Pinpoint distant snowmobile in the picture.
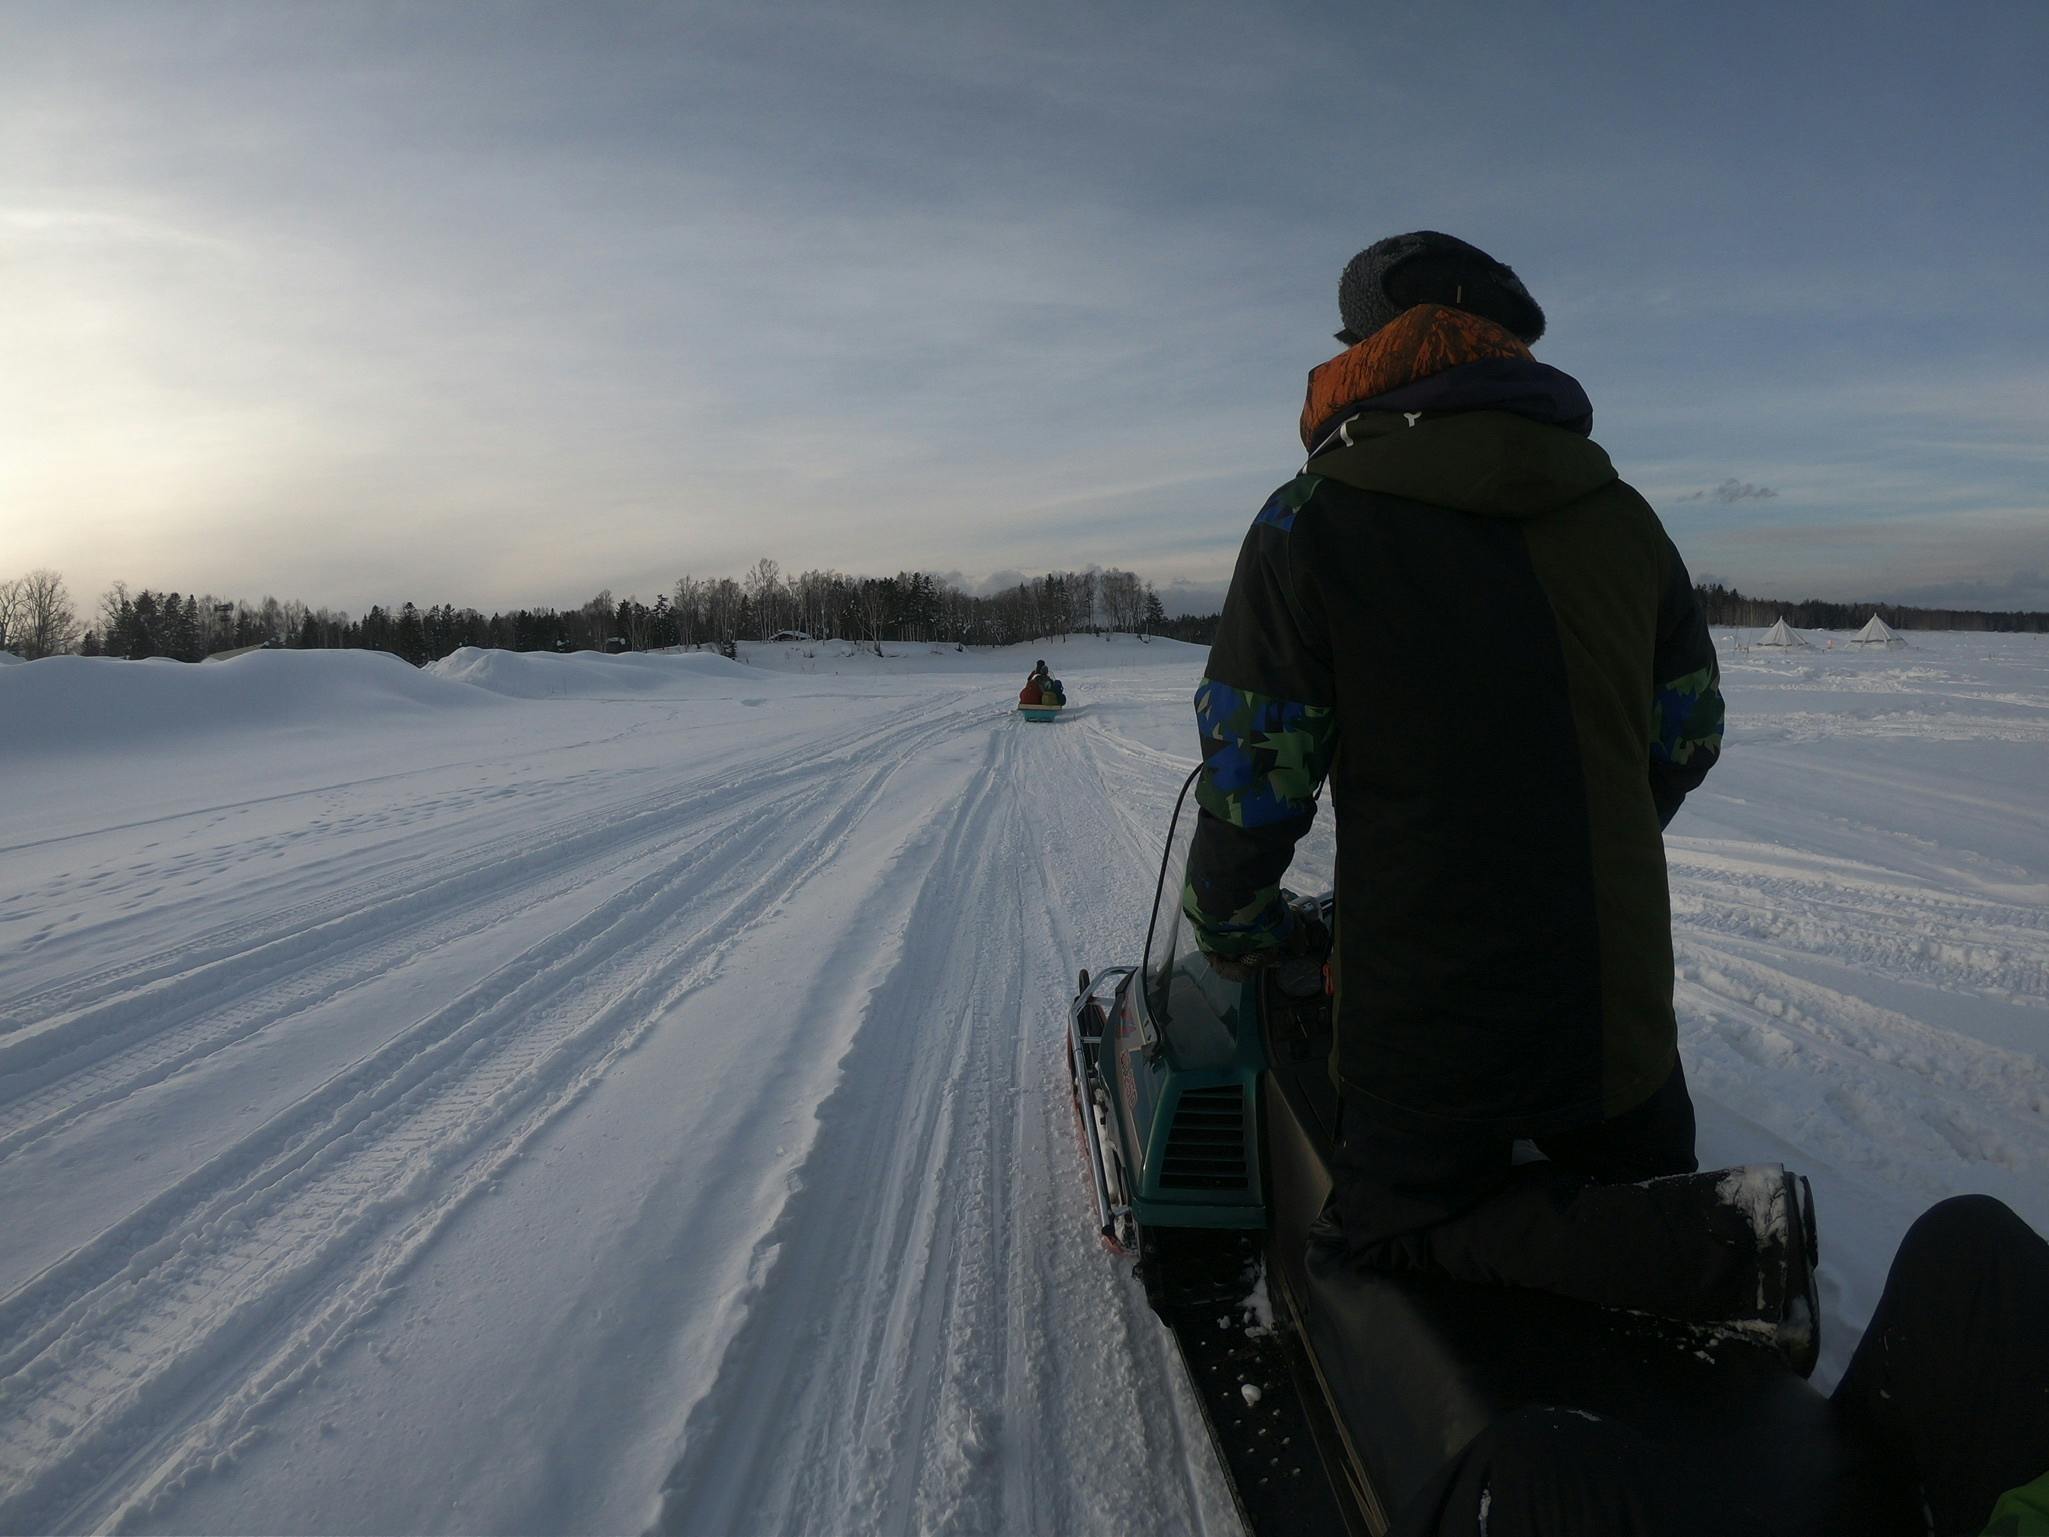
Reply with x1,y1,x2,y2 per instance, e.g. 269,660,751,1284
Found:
1018,661,1067,722
1065,770,1917,1536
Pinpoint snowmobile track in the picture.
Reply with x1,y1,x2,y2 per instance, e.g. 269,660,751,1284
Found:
0,698,982,1534
655,713,1234,1537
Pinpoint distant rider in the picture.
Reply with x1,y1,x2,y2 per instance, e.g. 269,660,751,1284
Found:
1180,233,1808,1336
1021,659,1062,708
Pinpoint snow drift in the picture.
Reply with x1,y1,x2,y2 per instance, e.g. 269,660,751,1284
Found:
427,645,781,700
0,648,499,757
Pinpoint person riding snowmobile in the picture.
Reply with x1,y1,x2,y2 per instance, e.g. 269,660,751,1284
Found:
1180,232,1806,1335
1021,659,1063,708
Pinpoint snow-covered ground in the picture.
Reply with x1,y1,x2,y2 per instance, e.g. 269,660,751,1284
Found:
1,630,2044,1534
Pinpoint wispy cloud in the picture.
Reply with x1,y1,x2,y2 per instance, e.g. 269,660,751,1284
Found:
1678,479,1780,505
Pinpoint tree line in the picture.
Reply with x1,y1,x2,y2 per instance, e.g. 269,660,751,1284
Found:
1693,584,2049,634
1,563,1182,665
14,566,2043,666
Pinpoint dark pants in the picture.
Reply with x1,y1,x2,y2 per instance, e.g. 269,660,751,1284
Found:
1391,1407,1752,1537
1394,1194,2049,1536
1832,1194,2049,1535
1332,1062,1785,1320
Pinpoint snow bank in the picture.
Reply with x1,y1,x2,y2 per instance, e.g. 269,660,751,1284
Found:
428,645,782,700
0,648,497,756
0,650,23,666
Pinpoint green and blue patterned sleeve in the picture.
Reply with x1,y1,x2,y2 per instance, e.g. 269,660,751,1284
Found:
1649,532,1724,828
1182,478,1339,958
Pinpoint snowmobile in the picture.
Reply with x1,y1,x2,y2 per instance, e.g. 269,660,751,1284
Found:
1065,769,1918,1536
1018,679,1067,722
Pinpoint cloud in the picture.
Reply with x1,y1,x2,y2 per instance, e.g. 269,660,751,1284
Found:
7,5,2047,623
1155,577,1230,616
1678,479,1780,505
1886,568,2049,612
1674,506,2049,613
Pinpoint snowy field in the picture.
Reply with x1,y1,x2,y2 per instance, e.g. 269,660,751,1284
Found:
1,629,2045,1535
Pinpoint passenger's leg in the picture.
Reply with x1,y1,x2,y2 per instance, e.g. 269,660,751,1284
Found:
1335,1095,1785,1324
1390,1406,1755,1537
1327,1097,1511,1250
1535,1059,1698,1182
1832,1195,2049,1536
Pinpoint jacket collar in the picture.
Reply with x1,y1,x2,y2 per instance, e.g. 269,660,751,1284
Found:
1299,303,1593,453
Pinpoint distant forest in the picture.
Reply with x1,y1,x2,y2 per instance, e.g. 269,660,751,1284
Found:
3,563,1196,664
7,565,2044,666
1160,588,2049,649
1692,584,2049,634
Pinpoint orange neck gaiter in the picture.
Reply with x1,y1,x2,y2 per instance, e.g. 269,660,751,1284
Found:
1300,303,1533,450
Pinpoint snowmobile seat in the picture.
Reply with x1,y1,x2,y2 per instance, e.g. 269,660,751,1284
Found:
1261,1073,1919,1535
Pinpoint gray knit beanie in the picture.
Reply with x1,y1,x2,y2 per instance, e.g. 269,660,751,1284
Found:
1336,231,1545,346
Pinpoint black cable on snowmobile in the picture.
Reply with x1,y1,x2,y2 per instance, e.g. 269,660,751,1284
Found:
1139,765,1203,988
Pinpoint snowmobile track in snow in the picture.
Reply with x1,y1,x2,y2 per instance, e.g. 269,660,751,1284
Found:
0,698,948,1165
656,710,1232,1537
0,697,991,1534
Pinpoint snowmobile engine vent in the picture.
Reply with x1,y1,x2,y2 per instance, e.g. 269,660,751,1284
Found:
1160,1086,1247,1191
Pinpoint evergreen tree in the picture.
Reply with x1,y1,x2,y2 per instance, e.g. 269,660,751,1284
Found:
181,595,205,660
394,602,427,665
124,591,160,660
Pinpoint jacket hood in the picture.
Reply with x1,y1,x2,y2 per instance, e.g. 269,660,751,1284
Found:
1306,409,1618,520
1301,303,1534,450
1296,301,1609,520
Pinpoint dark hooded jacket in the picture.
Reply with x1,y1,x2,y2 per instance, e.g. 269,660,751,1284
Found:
1183,304,1723,1133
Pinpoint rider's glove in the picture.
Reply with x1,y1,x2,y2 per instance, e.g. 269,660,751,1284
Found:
1202,906,1329,984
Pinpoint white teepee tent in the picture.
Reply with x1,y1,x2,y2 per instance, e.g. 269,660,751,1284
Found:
1756,617,1810,648
1852,613,1906,648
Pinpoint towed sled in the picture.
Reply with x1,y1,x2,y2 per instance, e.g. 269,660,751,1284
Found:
1065,770,1917,1536
1018,680,1067,722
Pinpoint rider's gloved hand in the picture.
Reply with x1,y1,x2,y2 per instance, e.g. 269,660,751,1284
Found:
1202,907,1329,984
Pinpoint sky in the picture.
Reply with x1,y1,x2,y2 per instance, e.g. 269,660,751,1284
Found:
3,0,2047,620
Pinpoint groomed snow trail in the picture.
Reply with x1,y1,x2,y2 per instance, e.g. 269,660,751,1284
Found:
0,650,1236,1536
654,713,1224,1537
0,694,986,1528
2,633,2045,1533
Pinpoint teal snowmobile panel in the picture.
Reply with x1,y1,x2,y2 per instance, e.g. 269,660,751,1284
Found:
1102,946,1267,1230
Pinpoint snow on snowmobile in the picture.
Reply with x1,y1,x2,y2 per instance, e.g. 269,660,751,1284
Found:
1065,769,1917,1536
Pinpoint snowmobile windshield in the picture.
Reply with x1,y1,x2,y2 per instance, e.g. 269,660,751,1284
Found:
1142,768,1337,1029
1141,769,1203,1023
